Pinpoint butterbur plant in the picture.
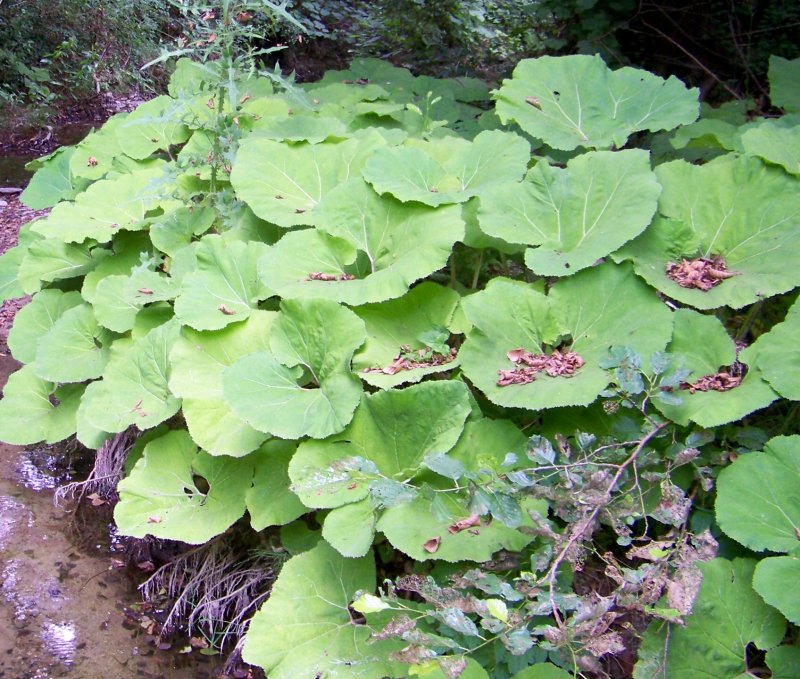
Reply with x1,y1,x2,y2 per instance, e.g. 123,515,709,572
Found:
1,45,800,678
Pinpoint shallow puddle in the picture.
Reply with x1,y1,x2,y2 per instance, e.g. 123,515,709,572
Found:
0,351,225,678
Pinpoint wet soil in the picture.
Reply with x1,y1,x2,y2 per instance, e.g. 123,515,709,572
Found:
0,351,227,678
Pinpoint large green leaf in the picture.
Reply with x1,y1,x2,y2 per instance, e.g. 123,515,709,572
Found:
741,297,800,400
460,263,673,411
361,130,529,206
654,310,776,427
20,146,82,209
80,231,153,303
716,435,800,553
114,430,254,544
17,239,110,294
635,558,785,679
169,312,277,456
0,365,83,445
6,289,82,363
322,499,377,558
149,205,216,257
769,56,800,113
223,299,366,440
753,555,800,625
478,150,660,276
33,304,114,383
768,646,800,679
615,155,800,309
116,95,191,159
352,282,461,388
259,180,464,305
231,134,384,227
242,541,401,678
93,269,177,333
80,320,181,433
288,381,471,509
246,440,306,530
69,113,126,181
740,117,800,176
494,55,699,151
29,163,176,244
173,235,271,331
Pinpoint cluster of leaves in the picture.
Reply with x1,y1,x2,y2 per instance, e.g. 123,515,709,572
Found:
2,42,800,678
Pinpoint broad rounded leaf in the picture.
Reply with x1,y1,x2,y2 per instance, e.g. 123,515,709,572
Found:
768,646,800,679
0,366,83,445
494,55,699,150
169,311,277,456
150,205,215,257
289,381,472,509
81,321,181,433
18,240,110,294
114,430,254,544
94,269,177,333
246,440,306,530
353,282,461,388
7,289,82,363
769,56,800,113
34,304,114,383
323,499,377,558
20,146,82,209
362,130,529,205
642,558,785,679
173,235,271,331
30,163,175,244
478,150,660,276
460,263,673,411
716,435,800,553
616,155,800,309
740,117,800,175
223,299,366,440
654,310,776,427
260,181,464,305
116,95,191,159
754,556,800,625
242,541,401,678
232,135,384,227
742,297,800,400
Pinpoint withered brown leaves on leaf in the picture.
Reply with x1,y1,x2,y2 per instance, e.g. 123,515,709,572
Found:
666,255,738,291
497,348,585,386
306,271,356,281
680,371,742,393
364,345,458,376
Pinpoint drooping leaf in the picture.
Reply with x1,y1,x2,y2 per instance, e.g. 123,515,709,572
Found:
654,310,776,427
0,365,83,445
288,381,471,509
769,56,800,112
478,150,660,276
636,558,785,679
231,134,385,227
80,320,181,433
116,95,191,159
494,55,699,151
173,235,271,331
753,555,800,625
33,304,114,383
246,440,306,530
259,180,464,305
169,311,277,456
223,298,366,440
29,162,176,244
615,155,800,309
252,114,348,143
460,263,673,411
741,297,800,400
715,435,800,553
740,117,800,176
149,205,216,256
241,541,401,678
352,282,461,388
361,130,529,206
6,289,82,363
114,429,254,544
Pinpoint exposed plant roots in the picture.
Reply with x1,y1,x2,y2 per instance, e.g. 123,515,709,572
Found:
139,534,287,650
53,429,137,506
666,255,738,291
364,344,458,375
497,347,585,386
